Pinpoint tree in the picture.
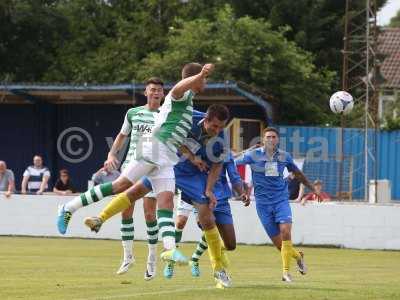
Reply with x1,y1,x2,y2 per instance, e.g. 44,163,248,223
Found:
0,0,69,82
227,0,387,86
389,10,400,27
137,6,335,125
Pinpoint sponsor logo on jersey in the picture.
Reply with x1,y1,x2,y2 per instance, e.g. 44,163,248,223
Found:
133,124,152,133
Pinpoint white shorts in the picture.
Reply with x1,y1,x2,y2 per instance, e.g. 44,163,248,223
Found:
177,198,194,217
144,191,157,198
121,138,177,194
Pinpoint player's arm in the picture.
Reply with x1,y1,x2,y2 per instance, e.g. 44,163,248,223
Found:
105,132,128,170
205,162,223,209
105,112,131,170
294,183,305,203
179,145,208,172
234,150,255,166
171,64,214,99
285,153,313,192
226,160,250,206
292,169,313,192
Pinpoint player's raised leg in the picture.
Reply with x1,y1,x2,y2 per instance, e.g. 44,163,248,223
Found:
84,175,152,233
84,159,157,231
57,176,132,234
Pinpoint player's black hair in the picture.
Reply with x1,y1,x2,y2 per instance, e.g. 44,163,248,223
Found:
145,77,164,86
206,104,230,122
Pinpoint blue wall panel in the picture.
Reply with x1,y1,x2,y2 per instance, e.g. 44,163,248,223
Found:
0,105,398,199
278,126,400,200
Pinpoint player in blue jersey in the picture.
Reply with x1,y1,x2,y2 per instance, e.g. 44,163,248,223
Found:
170,106,241,288
81,104,236,288
172,151,250,277
235,127,314,282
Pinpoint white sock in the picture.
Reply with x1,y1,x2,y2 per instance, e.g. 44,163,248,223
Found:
122,240,134,262
163,236,175,251
64,196,83,213
148,244,157,262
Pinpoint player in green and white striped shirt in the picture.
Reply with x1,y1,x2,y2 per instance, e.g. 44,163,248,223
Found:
57,78,164,279
81,63,215,273
105,78,163,279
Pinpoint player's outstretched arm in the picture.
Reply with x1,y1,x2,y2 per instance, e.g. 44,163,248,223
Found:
171,63,214,99
293,170,314,192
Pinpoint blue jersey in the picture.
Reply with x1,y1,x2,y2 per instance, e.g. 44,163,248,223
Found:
235,147,299,204
174,110,227,176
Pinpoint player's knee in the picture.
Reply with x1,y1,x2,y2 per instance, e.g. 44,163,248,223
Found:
112,179,131,193
176,217,187,229
121,206,134,219
280,229,291,240
144,212,156,222
224,241,236,251
199,218,214,230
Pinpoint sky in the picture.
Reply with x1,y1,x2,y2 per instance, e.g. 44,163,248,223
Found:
377,0,400,25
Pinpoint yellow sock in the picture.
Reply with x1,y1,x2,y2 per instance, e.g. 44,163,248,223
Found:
281,240,292,273
204,227,223,271
291,245,302,261
99,193,131,222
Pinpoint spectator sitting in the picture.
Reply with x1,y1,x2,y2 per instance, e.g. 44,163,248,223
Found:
0,160,15,198
301,179,331,205
21,155,51,195
287,172,304,202
91,167,120,185
53,169,76,195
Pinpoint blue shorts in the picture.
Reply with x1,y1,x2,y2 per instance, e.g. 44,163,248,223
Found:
142,173,232,225
214,198,233,225
256,200,292,238
176,173,209,205
192,198,233,226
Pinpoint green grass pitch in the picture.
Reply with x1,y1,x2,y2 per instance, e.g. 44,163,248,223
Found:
1,237,400,300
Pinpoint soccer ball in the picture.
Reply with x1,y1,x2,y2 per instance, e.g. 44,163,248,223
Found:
329,91,354,114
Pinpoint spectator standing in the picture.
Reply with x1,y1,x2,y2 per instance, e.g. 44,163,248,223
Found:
21,155,51,195
53,169,76,195
0,160,15,198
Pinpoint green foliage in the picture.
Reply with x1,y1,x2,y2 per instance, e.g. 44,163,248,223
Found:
227,0,387,83
389,9,400,27
382,117,400,131
138,6,335,124
3,0,390,125
0,0,69,82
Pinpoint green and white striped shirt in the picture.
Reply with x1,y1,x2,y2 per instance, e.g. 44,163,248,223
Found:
120,105,158,170
153,90,194,152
